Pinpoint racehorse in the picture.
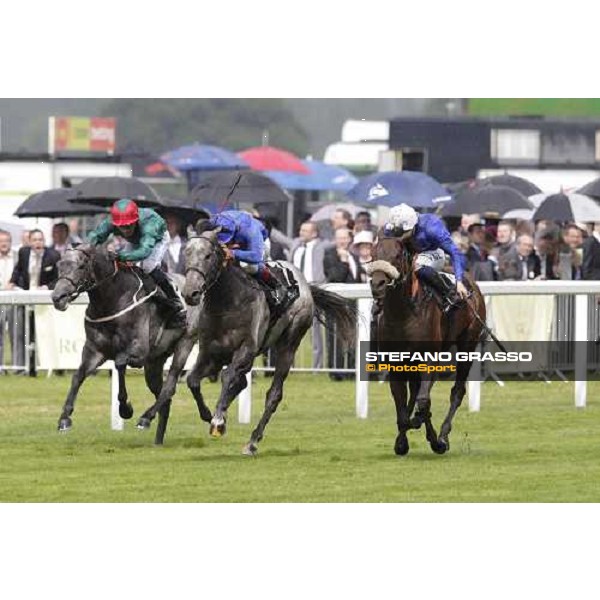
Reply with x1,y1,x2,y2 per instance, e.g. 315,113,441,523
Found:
50,244,212,445
136,228,357,456
365,235,485,456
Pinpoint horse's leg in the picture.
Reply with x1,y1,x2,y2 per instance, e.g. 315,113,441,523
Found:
411,375,446,455
137,336,195,430
115,362,134,420
390,378,410,456
210,346,256,438
57,343,106,431
438,358,472,452
243,342,297,456
407,378,419,418
143,358,171,446
186,358,216,424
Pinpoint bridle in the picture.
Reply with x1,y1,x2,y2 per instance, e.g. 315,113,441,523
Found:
184,234,226,296
56,247,119,302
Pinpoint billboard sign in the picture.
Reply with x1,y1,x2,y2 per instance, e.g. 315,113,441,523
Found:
49,116,116,154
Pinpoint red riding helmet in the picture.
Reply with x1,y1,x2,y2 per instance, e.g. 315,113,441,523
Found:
111,199,139,226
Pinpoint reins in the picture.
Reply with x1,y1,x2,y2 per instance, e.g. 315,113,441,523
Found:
184,235,226,296
58,247,157,323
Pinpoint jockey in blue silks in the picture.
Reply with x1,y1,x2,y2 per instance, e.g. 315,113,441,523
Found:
383,203,469,312
196,210,289,310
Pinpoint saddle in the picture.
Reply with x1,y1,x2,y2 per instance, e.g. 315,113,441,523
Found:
263,261,301,320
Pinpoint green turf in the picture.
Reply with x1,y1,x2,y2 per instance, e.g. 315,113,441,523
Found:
0,372,598,502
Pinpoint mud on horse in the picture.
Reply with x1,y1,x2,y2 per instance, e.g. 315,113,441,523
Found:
365,236,486,456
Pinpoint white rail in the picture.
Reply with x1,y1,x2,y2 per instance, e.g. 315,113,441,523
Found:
2,281,599,431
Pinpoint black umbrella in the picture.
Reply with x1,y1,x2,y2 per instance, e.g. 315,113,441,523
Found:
531,193,600,223
15,188,108,218
70,176,162,207
189,170,290,209
479,174,541,197
154,196,211,225
577,178,600,199
441,184,532,217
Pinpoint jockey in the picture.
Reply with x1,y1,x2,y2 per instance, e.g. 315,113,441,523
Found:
383,203,469,312
87,199,187,327
195,210,290,312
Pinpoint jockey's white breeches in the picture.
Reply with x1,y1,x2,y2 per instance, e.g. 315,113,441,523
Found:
414,248,446,272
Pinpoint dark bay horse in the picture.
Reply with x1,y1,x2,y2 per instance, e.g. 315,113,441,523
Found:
51,244,212,444
136,229,357,456
365,236,485,456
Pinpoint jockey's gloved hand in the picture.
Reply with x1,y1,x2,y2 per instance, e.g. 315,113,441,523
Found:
223,247,235,261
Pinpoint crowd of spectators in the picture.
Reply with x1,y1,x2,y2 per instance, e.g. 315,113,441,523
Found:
4,207,600,377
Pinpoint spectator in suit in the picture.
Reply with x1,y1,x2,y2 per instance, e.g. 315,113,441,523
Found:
491,220,516,260
10,229,60,291
582,223,600,280
0,230,20,372
466,222,496,281
498,234,541,281
68,219,84,246
291,221,330,370
51,222,71,257
9,229,60,376
162,213,187,276
556,224,584,280
535,228,559,280
323,228,358,380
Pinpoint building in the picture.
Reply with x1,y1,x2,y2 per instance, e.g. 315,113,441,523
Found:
388,116,600,191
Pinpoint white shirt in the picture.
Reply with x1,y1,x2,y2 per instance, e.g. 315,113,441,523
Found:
293,239,317,282
0,250,15,289
168,235,182,265
28,250,44,290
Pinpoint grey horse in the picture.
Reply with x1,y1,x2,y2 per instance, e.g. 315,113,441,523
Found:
136,229,356,455
51,244,212,444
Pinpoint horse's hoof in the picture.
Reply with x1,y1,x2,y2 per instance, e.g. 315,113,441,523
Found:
209,418,226,438
394,434,409,456
242,443,258,457
119,403,134,420
137,417,151,430
57,418,72,432
432,439,449,455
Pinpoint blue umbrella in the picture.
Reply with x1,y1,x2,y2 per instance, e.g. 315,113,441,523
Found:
160,143,249,172
347,171,451,208
264,159,358,192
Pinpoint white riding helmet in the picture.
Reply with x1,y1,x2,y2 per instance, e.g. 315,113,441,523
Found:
389,203,418,233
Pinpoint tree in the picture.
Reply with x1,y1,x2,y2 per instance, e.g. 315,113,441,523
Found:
101,98,309,156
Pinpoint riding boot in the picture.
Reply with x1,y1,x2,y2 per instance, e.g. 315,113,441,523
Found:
256,265,288,314
149,267,187,328
416,266,458,313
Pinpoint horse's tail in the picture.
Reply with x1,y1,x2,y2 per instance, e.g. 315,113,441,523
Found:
309,285,357,348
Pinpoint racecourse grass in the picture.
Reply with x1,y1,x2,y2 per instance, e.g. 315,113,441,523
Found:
0,371,599,502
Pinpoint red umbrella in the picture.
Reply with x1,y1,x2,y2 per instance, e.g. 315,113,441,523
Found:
238,146,310,174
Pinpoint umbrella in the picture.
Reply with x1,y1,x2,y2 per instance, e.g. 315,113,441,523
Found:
70,177,162,207
502,208,534,220
265,159,358,192
15,188,107,218
160,143,249,172
577,178,600,199
440,185,532,217
189,170,290,209
347,171,451,209
479,174,542,197
310,202,363,222
154,196,211,226
238,146,310,174
531,193,600,223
